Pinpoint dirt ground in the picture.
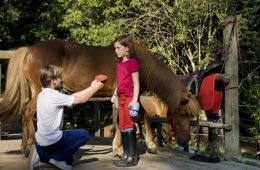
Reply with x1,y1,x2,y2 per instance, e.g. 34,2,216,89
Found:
0,137,260,170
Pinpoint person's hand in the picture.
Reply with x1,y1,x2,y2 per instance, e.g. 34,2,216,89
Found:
111,94,117,103
129,101,140,117
129,101,139,108
90,79,104,91
111,95,118,109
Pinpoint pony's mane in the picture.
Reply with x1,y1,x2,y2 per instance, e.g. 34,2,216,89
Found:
133,43,187,115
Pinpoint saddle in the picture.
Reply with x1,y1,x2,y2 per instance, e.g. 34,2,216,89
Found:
179,60,224,115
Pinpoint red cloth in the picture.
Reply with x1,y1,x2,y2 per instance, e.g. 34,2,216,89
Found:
199,73,223,114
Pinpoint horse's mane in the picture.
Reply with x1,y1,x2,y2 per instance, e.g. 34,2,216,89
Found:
133,43,187,115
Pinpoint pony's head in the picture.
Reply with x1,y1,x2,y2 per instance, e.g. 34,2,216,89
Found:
169,90,200,148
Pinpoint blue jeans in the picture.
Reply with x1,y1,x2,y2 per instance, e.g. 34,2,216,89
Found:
36,129,90,164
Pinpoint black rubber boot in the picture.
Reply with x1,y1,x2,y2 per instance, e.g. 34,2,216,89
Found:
114,130,138,167
112,132,128,165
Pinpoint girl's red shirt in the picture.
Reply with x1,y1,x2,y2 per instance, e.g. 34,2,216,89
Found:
116,58,140,97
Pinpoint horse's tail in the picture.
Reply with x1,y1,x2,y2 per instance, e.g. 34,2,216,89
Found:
0,47,30,123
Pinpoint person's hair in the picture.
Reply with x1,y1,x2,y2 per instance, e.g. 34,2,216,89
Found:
40,65,62,87
114,35,135,58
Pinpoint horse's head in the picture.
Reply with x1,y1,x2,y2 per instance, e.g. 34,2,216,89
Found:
169,91,200,148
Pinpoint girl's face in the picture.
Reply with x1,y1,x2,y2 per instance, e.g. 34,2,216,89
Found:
114,41,129,59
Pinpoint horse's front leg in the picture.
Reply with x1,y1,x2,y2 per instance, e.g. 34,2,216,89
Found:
144,115,157,154
162,123,173,144
22,95,38,157
112,123,123,156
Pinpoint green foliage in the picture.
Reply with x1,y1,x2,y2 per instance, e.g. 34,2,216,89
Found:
243,82,260,139
0,0,69,48
240,70,260,138
117,0,231,73
58,0,127,45
237,0,260,140
241,151,258,160
237,0,260,61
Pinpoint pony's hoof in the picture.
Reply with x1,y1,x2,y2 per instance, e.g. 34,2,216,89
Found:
24,145,31,157
147,148,157,154
112,147,123,157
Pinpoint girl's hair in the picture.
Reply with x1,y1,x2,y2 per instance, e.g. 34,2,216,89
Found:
40,65,63,87
114,35,135,58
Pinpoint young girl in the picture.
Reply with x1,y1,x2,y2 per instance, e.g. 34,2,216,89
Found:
111,35,140,167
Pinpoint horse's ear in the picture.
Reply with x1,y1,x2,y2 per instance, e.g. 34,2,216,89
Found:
187,95,201,117
180,91,191,104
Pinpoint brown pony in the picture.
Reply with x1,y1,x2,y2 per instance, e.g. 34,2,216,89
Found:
0,40,200,156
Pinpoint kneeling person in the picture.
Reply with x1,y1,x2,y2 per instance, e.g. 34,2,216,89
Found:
29,65,104,170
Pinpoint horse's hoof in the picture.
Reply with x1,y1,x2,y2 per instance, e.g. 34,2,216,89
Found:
23,144,31,157
112,147,123,157
147,148,157,154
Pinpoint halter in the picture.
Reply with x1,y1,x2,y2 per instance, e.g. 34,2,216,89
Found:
167,111,190,137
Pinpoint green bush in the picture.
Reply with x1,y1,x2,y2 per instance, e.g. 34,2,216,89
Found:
241,76,260,140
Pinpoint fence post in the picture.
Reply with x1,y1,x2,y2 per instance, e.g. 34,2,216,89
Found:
0,63,1,140
223,15,240,160
94,101,101,137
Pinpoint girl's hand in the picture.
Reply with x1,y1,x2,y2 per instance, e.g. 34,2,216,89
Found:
111,94,117,103
129,101,140,117
111,94,118,109
129,101,139,108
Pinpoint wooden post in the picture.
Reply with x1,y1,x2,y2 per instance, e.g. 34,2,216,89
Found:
0,122,1,140
0,63,1,140
223,16,240,160
0,63,1,96
94,101,101,137
88,97,112,137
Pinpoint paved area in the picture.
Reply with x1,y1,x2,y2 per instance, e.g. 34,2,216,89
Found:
0,138,259,170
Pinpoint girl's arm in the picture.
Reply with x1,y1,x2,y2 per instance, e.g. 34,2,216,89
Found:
131,71,140,105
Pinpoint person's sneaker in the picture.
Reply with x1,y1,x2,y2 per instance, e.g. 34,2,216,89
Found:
49,158,72,170
28,144,40,170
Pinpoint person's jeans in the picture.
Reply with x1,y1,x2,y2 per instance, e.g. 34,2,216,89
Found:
36,129,90,164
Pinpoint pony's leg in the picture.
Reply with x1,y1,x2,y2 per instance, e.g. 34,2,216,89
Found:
22,91,40,157
162,123,173,144
144,115,157,154
22,66,42,156
112,123,123,156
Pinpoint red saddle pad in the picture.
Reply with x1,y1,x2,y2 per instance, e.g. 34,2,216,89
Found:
199,73,223,114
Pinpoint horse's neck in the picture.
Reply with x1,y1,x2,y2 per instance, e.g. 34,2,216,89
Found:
137,50,184,114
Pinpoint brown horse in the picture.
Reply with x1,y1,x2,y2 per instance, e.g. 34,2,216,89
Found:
0,40,200,156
